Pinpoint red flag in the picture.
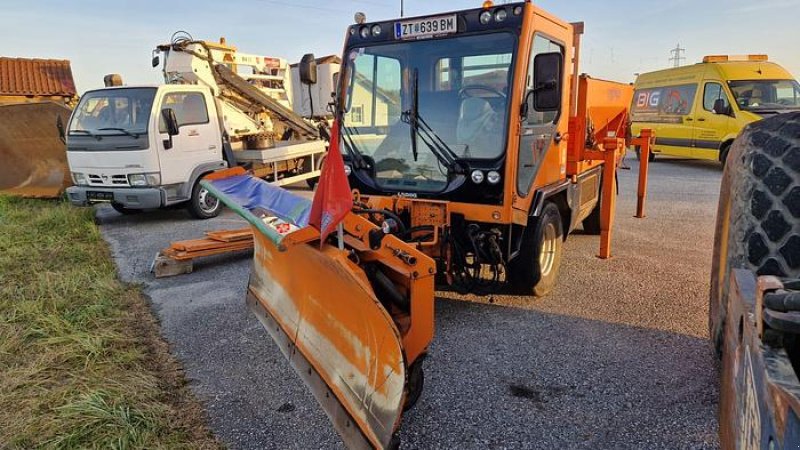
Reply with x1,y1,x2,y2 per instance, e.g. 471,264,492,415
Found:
309,119,353,245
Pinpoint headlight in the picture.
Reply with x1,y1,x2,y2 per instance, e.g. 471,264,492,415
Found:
344,165,352,176
494,9,507,22
360,26,370,38
471,170,484,184
71,172,87,186
128,174,147,187
371,25,382,36
487,170,501,184
479,11,492,24
127,173,161,187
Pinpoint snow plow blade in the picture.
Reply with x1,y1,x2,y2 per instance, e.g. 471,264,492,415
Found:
201,169,435,449
0,102,72,198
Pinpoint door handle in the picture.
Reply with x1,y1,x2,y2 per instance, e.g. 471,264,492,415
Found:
208,145,217,150
697,118,706,122
685,117,694,122
554,132,563,143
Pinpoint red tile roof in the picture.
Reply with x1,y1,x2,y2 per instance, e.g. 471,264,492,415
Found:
0,57,76,97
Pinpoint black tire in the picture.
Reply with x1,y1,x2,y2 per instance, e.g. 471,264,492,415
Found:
508,201,564,296
403,359,424,412
111,203,141,215
719,142,732,168
709,112,800,356
635,146,656,162
187,180,222,220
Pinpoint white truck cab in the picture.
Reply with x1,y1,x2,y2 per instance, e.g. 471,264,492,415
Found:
65,37,337,219
66,84,229,218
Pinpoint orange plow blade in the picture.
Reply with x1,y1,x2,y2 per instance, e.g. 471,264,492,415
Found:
0,102,72,198
202,170,434,448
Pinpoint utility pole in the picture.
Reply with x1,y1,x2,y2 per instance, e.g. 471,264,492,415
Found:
400,0,404,17
669,43,686,68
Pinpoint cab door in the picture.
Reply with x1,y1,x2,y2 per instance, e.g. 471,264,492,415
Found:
156,90,221,186
692,81,734,161
650,84,699,158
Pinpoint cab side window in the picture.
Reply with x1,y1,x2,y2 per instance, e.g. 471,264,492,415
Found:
525,35,564,125
159,92,209,132
703,83,731,113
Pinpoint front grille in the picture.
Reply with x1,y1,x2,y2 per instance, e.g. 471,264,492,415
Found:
87,174,129,187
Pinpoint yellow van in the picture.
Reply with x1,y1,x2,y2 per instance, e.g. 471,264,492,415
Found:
630,55,799,164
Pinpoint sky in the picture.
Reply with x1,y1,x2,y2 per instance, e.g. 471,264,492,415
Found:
2,0,798,93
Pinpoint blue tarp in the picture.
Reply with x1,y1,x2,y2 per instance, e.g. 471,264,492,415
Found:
206,175,311,227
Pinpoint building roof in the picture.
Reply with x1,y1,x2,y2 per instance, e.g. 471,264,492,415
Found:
0,57,77,97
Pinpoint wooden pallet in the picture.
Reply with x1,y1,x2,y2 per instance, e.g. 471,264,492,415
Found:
152,228,254,278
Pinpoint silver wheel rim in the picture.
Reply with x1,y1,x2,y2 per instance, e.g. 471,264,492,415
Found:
198,187,219,213
539,222,557,276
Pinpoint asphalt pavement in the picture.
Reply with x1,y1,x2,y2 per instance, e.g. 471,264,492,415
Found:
97,155,722,449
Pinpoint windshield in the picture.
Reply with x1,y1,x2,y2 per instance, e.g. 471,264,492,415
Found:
342,32,516,192
69,88,156,136
728,79,800,111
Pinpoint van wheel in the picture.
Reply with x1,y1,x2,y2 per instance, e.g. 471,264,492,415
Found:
719,142,732,168
187,181,222,220
508,201,564,296
635,146,656,162
111,203,141,215
709,112,800,357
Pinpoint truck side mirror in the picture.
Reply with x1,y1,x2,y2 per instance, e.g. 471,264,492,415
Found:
299,53,317,85
152,54,160,68
56,115,66,144
161,108,179,149
531,52,563,112
713,98,732,116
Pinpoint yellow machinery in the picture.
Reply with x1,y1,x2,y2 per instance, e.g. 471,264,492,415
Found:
204,2,653,448
0,57,76,198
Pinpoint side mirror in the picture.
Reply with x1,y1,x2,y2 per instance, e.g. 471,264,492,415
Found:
161,108,179,149
56,115,66,144
299,53,317,85
713,98,732,116
531,52,562,112
152,55,160,68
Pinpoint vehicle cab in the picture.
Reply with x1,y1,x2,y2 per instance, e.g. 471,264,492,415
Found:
65,84,227,218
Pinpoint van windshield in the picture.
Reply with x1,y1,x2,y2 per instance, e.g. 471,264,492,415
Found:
728,79,800,111
69,88,156,136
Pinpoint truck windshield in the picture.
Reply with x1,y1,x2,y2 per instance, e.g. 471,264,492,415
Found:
342,32,515,192
728,79,800,111
69,88,156,137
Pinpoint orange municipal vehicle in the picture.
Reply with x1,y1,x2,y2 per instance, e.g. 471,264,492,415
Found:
203,1,650,448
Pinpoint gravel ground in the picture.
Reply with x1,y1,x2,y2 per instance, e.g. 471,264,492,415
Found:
98,155,722,449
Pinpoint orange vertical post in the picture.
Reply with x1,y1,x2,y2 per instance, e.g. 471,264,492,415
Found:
635,129,654,219
598,138,620,259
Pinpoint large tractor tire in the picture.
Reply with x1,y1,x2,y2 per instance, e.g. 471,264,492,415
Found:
709,112,800,356
508,201,564,297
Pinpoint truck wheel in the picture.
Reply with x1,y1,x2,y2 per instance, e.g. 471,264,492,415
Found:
111,203,141,215
307,155,325,190
187,181,222,220
709,112,800,356
635,146,656,162
403,359,424,412
508,201,564,296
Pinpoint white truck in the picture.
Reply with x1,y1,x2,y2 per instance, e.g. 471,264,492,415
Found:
65,35,339,218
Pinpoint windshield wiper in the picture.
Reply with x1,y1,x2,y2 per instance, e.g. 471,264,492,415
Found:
69,129,101,140
97,127,140,138
402,71,462,175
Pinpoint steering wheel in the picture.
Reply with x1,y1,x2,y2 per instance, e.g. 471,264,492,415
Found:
458,84,506,100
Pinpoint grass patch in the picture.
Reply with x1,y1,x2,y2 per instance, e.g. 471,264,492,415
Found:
0,196,220,449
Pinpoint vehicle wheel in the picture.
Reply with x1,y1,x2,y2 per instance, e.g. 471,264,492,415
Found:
111,203,141,215
635,146,656,162
719,142,732,168
709,112,800,357
508,201,564,296
187,180,222,220
403,359,424,412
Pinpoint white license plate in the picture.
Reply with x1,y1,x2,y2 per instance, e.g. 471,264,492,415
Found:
394,15,457,40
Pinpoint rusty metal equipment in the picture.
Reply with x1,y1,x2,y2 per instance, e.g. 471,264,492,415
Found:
0,57,77,198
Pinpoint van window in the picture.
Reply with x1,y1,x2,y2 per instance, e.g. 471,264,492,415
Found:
729,79,800,111
703,83,731,112
159,92,209,132
631,84,698,122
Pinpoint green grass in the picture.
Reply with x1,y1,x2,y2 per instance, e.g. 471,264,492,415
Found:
0,196,220,449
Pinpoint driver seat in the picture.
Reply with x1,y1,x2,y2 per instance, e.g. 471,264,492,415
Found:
456,97,501,158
